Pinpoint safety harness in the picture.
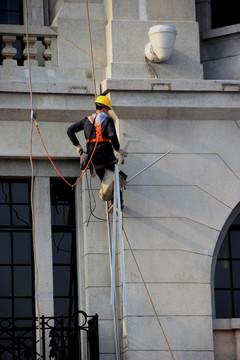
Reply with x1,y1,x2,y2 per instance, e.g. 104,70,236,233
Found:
87,115,110,143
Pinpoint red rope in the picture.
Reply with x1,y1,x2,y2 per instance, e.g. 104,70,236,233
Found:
35,122,98,188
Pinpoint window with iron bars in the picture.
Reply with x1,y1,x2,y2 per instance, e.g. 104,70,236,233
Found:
0,179,36,360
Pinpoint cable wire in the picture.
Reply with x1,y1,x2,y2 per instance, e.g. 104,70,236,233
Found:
24,0,41,356
122,225,175,360
85,171,107,225
85,0,97,98
35,121,98,188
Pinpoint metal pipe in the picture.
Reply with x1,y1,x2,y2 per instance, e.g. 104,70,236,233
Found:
111,182,117,305
127,149,172,183
115,164,127,306
106,203,121,360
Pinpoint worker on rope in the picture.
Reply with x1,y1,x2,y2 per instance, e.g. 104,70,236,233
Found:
67,95,127,212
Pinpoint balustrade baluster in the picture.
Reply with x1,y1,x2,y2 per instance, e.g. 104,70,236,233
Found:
43,37,52,67
23,35,38,66
1,35,17,66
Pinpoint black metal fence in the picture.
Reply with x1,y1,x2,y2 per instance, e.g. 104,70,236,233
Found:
0,311,99,360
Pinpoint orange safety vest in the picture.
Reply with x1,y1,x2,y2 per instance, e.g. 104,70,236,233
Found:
86,115,110,143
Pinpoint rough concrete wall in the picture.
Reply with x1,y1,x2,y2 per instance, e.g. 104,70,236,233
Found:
104,0,203,80
75,95,240,359
114,116,239,360
1,1,240,360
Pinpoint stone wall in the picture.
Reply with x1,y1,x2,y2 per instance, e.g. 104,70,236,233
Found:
0,1,240,359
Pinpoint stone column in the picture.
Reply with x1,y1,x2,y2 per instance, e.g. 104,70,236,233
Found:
104,0,203,79
33,177,54,317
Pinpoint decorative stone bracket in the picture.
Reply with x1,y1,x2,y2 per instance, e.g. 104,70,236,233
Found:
0,25,57,67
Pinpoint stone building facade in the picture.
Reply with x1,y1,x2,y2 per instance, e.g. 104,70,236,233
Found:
0,1,240,359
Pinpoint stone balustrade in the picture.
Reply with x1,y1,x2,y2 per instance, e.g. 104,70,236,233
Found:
0,25,57,67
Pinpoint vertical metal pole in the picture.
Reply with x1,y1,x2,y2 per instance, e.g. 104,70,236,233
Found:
41,315,46,360
106,203,121,360
111,179,117,305
115,164,127,306
61,316,65,360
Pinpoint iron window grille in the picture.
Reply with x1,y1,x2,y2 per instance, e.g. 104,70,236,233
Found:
0,311,99,360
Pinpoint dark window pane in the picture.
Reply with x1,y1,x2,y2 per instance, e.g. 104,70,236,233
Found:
211,0,240,29
0,0,22,25
12,205,31,226
215,260,231,288
13,232,32,264
11,183,29,203
233,214,240,225
218,236,229,258
14,298,33,317
51,179,77,319
52,233,72,264
0,183,10,203
54,298,75,319
230,231,240,258
15,318,34,328
51,205,73,226
0,266,12,296
14,267,32,296
51,180,75,204
53,267,72,296
0,0,20,11
0,232,11,263
215,290,232,318
234,291,240,317
3,12,20,24
0,205,11,225
0,0,8,10
232,261,240,288
0,299,12,317
0,180,34,328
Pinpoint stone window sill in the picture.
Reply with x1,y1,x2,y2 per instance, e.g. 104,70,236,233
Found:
213,318,240,330
201,24,240,40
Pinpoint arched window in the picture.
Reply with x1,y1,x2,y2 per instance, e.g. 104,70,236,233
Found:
214,212,240,318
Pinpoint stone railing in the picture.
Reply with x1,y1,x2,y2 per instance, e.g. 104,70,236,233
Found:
0,25,58,67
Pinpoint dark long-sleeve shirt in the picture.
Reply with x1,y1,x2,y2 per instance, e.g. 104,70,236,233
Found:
67,115,120,166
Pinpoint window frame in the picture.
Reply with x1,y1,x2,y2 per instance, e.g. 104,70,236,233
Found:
0,178,36,358
50,178,79,323
213,205,240,319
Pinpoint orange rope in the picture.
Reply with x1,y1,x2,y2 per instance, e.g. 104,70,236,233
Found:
35,122,98,188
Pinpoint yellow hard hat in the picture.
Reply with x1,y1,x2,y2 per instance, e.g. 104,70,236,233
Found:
94,95,112,109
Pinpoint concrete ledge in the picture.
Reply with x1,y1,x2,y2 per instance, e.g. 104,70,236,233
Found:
101,78,240,120
1,78,239,121
102,78,240,93
0,24,57,36
201,24,240,40
0,80,97,94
